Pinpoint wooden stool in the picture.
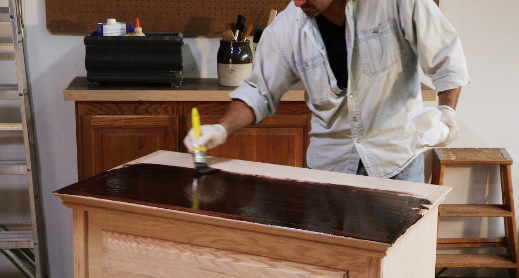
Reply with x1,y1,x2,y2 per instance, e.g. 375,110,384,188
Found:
432,148,519,277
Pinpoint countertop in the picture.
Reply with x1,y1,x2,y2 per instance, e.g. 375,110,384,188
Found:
64,76,436,102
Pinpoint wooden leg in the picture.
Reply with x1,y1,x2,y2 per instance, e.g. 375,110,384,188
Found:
73,209,88,278
431,164,444,186
501,165,519,278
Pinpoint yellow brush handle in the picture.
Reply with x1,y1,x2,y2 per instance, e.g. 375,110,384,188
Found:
191,107,206,151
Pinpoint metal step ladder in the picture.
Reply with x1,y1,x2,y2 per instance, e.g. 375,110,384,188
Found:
0,0,48,277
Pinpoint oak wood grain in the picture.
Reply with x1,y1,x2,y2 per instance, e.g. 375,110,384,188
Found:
102,231,347,278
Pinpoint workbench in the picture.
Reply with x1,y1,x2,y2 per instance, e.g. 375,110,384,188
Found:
54,150,451,278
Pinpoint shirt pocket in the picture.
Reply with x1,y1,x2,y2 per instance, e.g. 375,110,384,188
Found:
357,19,401,76
295,54,337,106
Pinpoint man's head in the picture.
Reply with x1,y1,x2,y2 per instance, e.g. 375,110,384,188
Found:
294,0,336,17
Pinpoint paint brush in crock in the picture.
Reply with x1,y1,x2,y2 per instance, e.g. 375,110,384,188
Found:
191,107,219,174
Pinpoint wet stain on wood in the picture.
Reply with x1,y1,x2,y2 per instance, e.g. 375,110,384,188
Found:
54,163,430,244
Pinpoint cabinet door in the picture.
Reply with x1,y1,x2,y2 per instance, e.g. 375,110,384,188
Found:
80,115,178,180
186,115,310,167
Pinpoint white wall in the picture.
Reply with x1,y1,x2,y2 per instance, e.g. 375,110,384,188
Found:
0,0,518,276
434,1,519,276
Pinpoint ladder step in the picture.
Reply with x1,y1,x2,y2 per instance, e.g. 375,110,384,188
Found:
0,123,23,131
0,43,15,52
0,84,21,100
439,204,512,217
438,237,506,248
436,254,518,268
0,160,27,175
0,7,10,22
0,230,34,249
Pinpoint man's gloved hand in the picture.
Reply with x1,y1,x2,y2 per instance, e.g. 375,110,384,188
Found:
435,105,459,147
183,124,228,151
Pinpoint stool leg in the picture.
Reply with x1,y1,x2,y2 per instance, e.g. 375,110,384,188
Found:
432,164,444,186
500,164,519,278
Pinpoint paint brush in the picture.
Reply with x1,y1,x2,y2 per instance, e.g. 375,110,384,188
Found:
227,22,237,33
191,107,219,174
242,24,254,41
235,14,246,41
220,29,235,41
267,9,278,26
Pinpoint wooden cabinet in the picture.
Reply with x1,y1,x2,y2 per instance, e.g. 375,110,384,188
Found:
53,151,452,278
188,101,310,168
76,101,180,179
68,78,311,180
66,77,435,180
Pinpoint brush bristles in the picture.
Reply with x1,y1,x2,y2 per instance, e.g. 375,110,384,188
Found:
220,30,235,41
192,150,219,174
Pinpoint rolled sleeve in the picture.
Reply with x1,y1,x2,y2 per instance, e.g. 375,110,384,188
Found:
229,83,270,125
400,0,470,92
431,67,470,93
229,23,300,125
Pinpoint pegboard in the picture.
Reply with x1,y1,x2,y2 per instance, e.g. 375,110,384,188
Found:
45,0,290,36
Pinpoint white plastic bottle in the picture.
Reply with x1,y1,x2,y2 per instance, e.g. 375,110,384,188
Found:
134,18,145,36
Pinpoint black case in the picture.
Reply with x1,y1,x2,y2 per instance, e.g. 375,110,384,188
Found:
84,32,183,88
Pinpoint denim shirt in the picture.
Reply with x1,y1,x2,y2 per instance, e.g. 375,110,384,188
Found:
229,0,470,178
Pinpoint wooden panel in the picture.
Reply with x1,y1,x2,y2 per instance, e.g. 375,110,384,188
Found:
224,127,303,166
76,101,175,116
80,115,179,179
102,231,347,278
184,113,310,167
45,0,290,36
382,205,439,278
85,209,370,275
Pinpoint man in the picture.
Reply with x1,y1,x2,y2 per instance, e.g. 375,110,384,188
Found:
184,0,470,183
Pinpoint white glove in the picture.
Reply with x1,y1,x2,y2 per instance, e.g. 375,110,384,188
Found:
435,105,459,147
183,124,228,151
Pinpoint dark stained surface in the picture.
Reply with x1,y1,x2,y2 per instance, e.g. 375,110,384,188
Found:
54,163,431,244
